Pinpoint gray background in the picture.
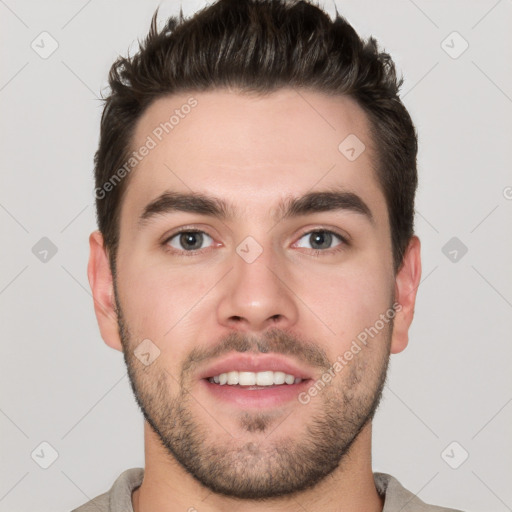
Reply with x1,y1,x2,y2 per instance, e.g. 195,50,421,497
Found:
1,0,511,510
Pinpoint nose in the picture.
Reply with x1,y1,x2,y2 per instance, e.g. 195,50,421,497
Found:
216,242,299,332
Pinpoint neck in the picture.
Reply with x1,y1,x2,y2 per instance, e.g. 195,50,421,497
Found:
132,420,384,512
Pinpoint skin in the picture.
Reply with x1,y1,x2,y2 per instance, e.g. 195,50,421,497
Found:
88,88,421,512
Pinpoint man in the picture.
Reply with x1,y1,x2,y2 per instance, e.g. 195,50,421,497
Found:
76,0,463,510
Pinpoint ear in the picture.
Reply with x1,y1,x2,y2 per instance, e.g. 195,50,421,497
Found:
390,235,422,354
87,231,123,352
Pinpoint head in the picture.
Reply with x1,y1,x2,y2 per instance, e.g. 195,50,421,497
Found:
88,0,421,501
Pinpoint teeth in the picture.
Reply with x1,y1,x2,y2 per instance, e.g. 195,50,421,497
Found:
239,371,256,385
284,374,295,385
256,371,274,386
208,370,303,386
273,372,286,385
227,371,239,385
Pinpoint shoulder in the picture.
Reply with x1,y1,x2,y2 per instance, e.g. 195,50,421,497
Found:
374,472,464,512
71,468,144,512
71,491,109,512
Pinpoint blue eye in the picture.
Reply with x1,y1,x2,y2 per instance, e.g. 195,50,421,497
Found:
295,230,345,252
166,230,214,252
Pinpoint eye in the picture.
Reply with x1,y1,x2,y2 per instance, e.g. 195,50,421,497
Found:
165,230,214,253
294,229,346,253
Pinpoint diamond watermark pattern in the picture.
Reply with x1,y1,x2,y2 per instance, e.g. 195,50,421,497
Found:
441,441,469,469
32,237,58,263
441,31,469,59
236,236,263,264
134,338,161,366
338,134,366,161
442,237,468,263
30,32,59,59
31,441,59,469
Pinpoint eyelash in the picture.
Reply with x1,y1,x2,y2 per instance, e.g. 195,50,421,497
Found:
295,229,349,257
162,228,215,257
162,228,349,258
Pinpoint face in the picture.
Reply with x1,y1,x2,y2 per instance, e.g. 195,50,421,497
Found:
89,88,420,499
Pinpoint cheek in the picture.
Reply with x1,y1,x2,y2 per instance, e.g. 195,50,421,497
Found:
117,257,213,342
294,260,393,348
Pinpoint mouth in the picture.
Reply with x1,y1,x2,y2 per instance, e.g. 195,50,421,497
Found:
200,369,313,408
208,369,305,386
197,353,316,408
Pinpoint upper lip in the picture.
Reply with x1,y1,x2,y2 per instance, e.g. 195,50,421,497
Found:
198,353,315,380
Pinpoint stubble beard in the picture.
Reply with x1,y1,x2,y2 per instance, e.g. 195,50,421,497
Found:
115,295,392,500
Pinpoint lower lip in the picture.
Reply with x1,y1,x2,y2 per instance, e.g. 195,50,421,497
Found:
200,378,312,409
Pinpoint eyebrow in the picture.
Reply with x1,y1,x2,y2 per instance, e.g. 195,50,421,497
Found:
138,187,374,228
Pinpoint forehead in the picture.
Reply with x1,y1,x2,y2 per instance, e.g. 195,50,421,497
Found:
121,88,387,225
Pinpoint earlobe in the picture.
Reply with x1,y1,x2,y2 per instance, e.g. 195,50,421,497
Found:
87,231,123,352
390,236,422,354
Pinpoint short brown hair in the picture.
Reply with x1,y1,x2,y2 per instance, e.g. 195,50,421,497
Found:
94,0,418,274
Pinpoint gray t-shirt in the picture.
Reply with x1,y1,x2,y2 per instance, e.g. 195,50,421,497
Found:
72,468,463,512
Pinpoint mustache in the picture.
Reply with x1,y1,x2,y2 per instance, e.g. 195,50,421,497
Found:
181,327,331,377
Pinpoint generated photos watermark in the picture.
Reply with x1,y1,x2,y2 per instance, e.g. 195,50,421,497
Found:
94,97,198,200
298,302,402,405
